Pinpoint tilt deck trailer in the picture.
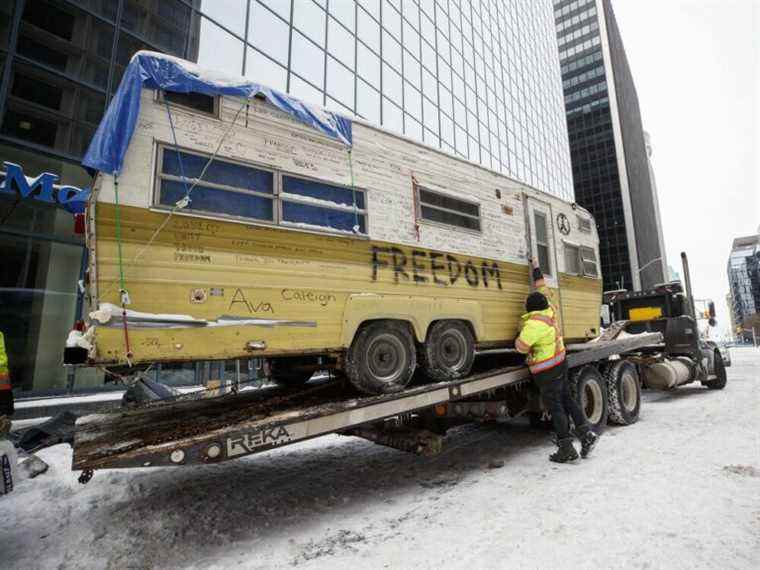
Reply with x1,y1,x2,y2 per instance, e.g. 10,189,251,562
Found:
72,331,662,475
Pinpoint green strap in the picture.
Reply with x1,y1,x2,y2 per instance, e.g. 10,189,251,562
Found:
113,174,126,295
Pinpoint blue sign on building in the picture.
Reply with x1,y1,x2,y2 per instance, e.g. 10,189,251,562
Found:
0,161,90,214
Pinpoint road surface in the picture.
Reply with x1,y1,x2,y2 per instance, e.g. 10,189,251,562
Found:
3,348,759,569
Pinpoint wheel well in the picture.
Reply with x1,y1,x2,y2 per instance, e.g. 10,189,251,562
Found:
353,318,416,342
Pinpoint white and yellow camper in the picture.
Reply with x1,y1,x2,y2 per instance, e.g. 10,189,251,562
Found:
71,52,602,394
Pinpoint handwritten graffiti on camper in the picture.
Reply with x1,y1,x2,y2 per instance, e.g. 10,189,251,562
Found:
371,246,502,289
229,288,274,314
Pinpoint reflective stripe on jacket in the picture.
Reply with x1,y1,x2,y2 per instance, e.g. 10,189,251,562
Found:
0,332,8,385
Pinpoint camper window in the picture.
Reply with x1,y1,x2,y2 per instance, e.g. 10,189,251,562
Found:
580,246,598,277
156,147,275,222
533,210,552,276
417,187,481,232
281,175,367,234
577,215,592,233
159,90,218,117
564,243,581,275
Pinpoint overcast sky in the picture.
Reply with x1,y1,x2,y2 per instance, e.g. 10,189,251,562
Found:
610,0,759,337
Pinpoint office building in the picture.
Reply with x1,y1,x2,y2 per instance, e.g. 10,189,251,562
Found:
727,234,760,343
554,0,667,292
1,0,571,395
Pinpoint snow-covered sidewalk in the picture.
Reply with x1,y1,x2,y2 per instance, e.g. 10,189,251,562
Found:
3,348,759,569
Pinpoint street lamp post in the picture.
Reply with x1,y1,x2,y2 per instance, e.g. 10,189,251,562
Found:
637,256,663,275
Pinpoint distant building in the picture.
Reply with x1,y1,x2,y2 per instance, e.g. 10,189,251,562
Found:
727,234,760,342
554,0,668,291
644,131,668,281
725,293,738,340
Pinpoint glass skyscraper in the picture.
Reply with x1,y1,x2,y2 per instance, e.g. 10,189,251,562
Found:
1,0,572,395
554,0,667,292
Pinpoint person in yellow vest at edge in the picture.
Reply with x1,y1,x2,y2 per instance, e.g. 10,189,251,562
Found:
0,330,12,431
1,330,18,496
515,257,599,463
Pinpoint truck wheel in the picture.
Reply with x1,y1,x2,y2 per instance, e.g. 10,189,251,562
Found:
346,321,417,395
570,365,608,433
271,356,318,386
603,361,641,425
421,320,475,381
704,350,727,390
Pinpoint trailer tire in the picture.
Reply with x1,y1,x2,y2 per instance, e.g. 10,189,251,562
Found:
570,365,608,433
420,320,475,381
603,360,641,425
271,357,318,386
704,350,727,390
346,320,417,395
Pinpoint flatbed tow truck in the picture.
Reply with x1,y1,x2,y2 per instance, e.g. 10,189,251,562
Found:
68,252,729,478
71,330,663,476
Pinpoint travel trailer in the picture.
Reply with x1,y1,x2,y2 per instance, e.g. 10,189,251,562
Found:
68,52,602,395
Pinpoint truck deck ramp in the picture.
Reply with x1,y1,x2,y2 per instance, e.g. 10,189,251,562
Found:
72,332,662,471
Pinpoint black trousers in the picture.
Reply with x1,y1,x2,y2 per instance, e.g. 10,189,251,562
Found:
533,361,588,440
0,390,12,417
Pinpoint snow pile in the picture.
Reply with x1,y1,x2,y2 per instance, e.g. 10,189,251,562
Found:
89,303,204,326
89,303,315,329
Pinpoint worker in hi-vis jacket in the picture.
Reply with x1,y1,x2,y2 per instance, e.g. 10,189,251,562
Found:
0,330,12,426
515,257,599,463
1,330,17,495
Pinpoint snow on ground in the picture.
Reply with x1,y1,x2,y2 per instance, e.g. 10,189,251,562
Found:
3,348,759,570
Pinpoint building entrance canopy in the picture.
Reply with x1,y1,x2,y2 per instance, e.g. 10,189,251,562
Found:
83,51,354,175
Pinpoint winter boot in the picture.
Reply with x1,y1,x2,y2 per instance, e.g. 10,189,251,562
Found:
577,429,599,459
549,437,579,463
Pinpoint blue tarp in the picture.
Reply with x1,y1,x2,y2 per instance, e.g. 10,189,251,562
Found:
82,51,353,175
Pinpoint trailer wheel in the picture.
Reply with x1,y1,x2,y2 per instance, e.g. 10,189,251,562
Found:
346,320,417,395
704,350,727,390
570,365,608,433
421,320,475,381
603,361,641,425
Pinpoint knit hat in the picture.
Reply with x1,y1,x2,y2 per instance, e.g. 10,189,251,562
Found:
525,292,549,312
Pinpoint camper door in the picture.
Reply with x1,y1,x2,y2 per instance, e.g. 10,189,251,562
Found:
524,195,566,332
525,197,559,289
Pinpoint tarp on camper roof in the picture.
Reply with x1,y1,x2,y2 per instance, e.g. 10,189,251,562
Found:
82,51,353,175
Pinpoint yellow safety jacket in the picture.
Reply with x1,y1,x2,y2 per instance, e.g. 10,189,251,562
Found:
0,331,9,385
515,280,566,375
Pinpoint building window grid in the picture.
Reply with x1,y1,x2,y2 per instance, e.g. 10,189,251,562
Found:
557,22,599,47
556,6,598,33
0,0,574,200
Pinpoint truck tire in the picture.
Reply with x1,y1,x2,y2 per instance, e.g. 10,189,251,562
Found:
603,360,641,425
704,350,727,390
421,320,475,381
271,356,318,386
346,320,417,395
570,365,608,433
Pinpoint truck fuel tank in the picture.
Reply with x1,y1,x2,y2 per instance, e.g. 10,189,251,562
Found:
642,357,695,390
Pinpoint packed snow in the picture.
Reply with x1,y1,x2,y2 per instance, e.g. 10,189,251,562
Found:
3,348,759,569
